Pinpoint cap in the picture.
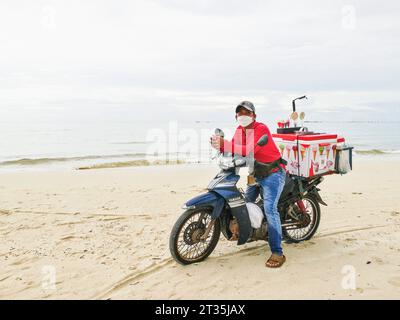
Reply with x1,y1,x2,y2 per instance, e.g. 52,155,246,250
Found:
236,101,255,113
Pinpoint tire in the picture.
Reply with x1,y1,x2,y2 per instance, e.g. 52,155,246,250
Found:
282,195,321,243
169,208,221,265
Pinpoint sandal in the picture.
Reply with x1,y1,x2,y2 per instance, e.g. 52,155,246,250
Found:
265,254,286,268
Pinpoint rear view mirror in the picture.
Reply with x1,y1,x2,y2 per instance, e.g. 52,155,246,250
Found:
257,135,268,146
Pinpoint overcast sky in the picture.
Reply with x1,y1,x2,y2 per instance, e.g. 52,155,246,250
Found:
0,0,399,123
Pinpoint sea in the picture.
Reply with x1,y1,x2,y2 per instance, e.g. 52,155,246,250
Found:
0,119,399,171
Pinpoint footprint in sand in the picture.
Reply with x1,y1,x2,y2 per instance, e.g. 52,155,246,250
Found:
371,256,384,265
388,277,400,288
60,235,76,241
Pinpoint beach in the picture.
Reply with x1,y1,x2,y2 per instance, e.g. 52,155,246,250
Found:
0,157,399,299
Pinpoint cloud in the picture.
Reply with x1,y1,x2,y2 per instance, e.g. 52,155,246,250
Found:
0,0,399,123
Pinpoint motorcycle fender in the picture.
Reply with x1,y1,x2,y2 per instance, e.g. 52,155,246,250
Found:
309,189,328,206
184,192,226,219
226,197,252,245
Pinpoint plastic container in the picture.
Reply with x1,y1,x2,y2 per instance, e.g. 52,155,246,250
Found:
335,145,354,174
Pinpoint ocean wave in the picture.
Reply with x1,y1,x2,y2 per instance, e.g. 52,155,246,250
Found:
109,141,152,145
77,159,186,170
355,149,400,155
0,153,148,166
3,148,399,168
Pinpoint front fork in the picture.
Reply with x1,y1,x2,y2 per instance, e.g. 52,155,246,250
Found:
200,219,216,240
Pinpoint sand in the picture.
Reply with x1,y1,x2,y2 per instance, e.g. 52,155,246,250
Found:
0,157,400,299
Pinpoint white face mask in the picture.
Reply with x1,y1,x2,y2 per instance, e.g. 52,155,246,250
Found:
237,115,254,127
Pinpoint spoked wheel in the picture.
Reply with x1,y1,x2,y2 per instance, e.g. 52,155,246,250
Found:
169,208,221,265
282,195,321,242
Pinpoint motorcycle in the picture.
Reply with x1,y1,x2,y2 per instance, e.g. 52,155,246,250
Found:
169,129,328,265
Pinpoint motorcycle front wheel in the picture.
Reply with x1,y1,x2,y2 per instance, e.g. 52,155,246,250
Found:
169,208,221,265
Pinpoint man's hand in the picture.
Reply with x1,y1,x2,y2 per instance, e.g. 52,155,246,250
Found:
210,135,224,150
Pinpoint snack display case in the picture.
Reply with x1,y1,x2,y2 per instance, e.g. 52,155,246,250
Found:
272,95,353,178
272,133,351,178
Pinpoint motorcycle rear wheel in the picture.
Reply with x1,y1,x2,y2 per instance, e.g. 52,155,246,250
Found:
169,208,221,265
282,195,321,243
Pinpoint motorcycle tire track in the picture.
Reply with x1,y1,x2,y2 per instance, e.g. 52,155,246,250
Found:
92,223,399,299
92,243,267,299
93,258,174,300
316,223,400,239
11,209,129,217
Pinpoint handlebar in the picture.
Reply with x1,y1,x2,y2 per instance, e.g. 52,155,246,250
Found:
233,157,247,167
215,153,250,170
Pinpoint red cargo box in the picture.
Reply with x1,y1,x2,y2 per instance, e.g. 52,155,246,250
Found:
272,133,345,178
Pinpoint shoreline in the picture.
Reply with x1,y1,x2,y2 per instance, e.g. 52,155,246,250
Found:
0,152,399,173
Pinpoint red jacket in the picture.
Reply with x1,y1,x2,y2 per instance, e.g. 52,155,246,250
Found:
220,121,286,172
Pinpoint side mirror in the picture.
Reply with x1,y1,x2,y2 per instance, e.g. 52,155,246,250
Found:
257,134,268,146
215,128,225,138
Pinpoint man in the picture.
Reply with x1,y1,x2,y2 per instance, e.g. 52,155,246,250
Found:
210,101,287,268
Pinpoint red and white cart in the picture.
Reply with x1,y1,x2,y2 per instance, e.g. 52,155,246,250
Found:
272,133,349,178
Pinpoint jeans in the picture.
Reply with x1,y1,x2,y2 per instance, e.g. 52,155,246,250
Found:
245,168,286,256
